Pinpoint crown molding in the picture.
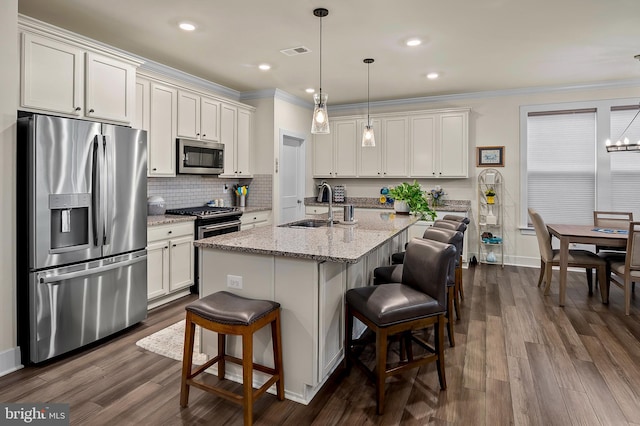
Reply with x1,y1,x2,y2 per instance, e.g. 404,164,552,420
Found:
139,60,240,100
18,14,143,66
240,89,312,110
328,78,640,112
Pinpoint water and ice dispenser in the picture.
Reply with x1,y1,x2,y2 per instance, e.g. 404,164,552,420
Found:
49,193,91,251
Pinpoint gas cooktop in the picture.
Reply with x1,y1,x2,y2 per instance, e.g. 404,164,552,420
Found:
165,206,240,219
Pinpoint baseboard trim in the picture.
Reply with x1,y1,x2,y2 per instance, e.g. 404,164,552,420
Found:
0,347,23,378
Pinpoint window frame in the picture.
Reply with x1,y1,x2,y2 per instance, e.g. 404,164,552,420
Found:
519,97,640,230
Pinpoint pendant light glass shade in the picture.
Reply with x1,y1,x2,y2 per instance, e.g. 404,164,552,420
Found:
311,8,330,134
362,124,375,147
362,58,375,147
312,92,330,134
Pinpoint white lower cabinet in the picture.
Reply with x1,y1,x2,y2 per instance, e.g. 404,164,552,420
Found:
305,205,342,215
240,210,272,230
147,221,194,306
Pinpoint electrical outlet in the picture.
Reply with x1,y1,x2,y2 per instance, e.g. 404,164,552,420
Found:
227,274,243,289
223,184,229,194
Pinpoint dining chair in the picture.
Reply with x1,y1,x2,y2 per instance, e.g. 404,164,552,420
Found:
345,238,455,415
606,221,640,315
528,208,608,301
593,211,633,253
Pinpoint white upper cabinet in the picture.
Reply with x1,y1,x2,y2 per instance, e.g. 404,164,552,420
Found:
200,97,221,142
313,119,358,178
220,103,253,177
148,82,177,177
21,33,83,116
437,111,468,177
133,78,150,131
85,52,136,123
357,118,383,177
382,117,409,177
21,32,137,124
358,117,408,177
334,120,358,177
315,109,467,179
312,131,334,177
177,90,220,142
409,109,469,178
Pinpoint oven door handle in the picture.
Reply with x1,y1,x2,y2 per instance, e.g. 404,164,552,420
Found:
200,220,242,232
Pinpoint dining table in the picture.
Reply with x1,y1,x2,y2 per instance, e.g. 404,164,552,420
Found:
546,223,628,306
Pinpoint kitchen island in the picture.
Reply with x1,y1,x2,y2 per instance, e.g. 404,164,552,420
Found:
193,210,417,404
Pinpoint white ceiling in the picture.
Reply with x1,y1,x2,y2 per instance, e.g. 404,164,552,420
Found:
17,0,640,105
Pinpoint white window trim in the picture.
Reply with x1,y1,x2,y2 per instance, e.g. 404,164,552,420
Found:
519,97,640,230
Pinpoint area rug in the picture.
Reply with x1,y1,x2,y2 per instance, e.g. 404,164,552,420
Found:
136,320,208,365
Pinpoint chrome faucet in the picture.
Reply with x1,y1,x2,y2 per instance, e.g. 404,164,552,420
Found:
319,181,334,225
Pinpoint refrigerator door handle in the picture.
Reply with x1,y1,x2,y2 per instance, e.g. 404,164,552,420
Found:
102,135,111,246
91,137,103,247
38,254,147,284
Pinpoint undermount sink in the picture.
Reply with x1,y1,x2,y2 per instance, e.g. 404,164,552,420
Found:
281,219,338,228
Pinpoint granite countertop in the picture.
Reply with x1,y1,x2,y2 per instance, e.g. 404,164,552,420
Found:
194,210,418,263
147,215,196,226
240,206,271,213
304,197,471,213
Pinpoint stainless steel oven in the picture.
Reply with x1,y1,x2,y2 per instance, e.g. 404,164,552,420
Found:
198,219,241,239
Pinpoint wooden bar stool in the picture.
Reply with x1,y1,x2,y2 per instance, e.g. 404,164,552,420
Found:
180,291,284,425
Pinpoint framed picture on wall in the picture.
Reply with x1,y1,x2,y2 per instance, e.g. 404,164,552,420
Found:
477,146,505,167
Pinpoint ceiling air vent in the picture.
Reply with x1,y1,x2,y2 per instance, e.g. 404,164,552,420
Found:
280,46,311,56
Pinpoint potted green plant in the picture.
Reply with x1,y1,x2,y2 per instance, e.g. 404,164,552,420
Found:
388,181,437,220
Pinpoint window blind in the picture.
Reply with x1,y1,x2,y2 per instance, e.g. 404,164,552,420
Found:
527,111,596,225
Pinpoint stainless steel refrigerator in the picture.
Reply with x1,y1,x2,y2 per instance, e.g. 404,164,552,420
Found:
17,114,148,364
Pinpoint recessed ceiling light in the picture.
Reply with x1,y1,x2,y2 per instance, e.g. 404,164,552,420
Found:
406,38,422,47
427,72,439,80
179,22,196,31
305,88,315,94
258,64,271,71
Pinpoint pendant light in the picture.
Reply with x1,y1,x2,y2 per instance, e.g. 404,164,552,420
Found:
311,8,330,134
362,58,375,147
605,103,640,152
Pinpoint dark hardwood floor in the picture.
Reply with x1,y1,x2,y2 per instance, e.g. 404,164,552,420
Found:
2,264,640,425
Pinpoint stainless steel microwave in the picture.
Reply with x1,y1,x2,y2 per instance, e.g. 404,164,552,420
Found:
177,138,224,175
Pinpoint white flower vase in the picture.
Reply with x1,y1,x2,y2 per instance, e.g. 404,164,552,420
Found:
394,200,410,215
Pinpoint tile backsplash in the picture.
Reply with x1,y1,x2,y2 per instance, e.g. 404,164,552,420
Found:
148,174,272,209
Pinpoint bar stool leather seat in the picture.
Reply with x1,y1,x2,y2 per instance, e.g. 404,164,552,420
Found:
180,291,284,425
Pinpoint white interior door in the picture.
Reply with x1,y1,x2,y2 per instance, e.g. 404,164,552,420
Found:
279,134,305,224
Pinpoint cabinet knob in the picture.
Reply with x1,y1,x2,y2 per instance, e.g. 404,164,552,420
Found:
152,168,157,171
377,172,381,175
89,109,95,113
172,244,177,247
202,134,206,137
168,231,172,234
432,172,436,175
74,107,81,112
196,133,200,136
164,246,168,250
439,172,442,175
